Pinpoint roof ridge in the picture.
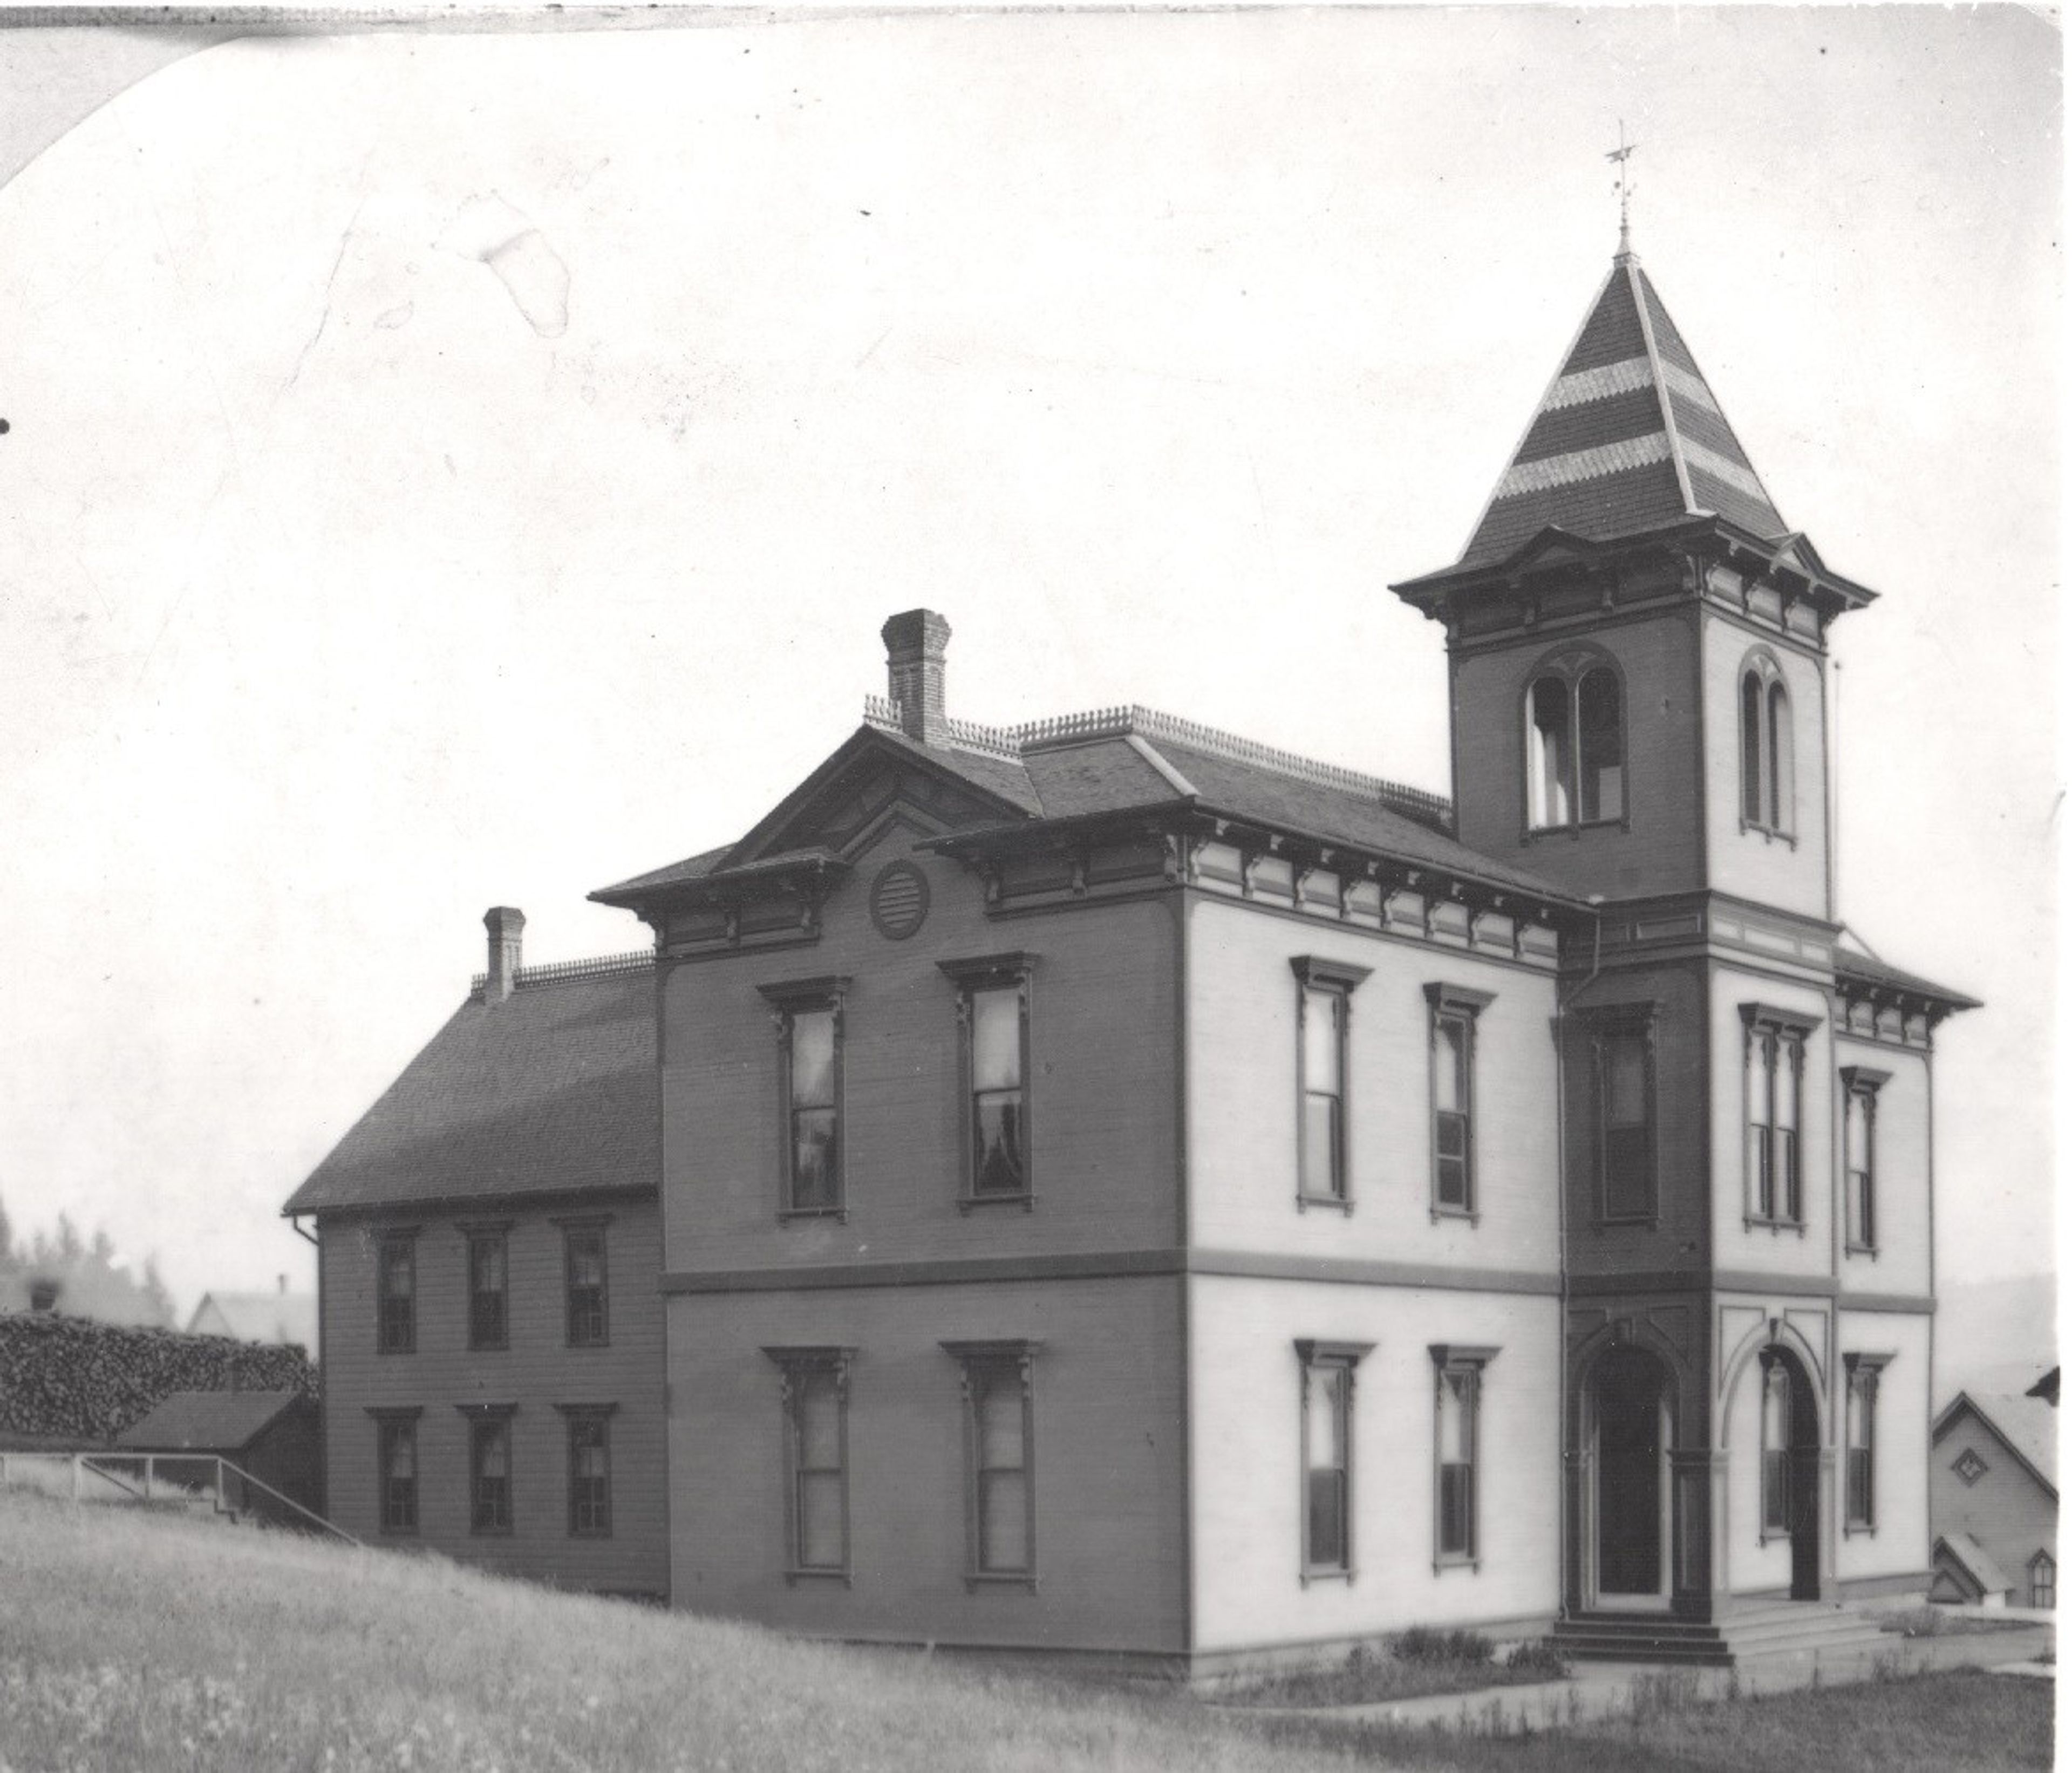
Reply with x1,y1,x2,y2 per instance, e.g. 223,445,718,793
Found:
1627,256,1698,514
468,950,655,995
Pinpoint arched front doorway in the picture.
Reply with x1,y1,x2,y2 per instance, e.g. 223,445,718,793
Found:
1587,1344,1675,1608
1756,1347,1822,1601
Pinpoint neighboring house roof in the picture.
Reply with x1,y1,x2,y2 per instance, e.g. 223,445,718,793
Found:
2028,1368,2059,1406
282,958,658,1215
1834,949,1981,1014
1451,249,1790,570
1935,1531,2014,1599
1934,1389,2060,1498
115,1390,309,1453
596,708,1586,917
187,1292,317,1353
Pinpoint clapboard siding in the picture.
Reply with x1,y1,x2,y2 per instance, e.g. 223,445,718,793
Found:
319,1197,666,1595
666,1275,1187,1653
660,824,1182,1276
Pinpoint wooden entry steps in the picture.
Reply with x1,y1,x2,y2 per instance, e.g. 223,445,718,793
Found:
1552,1601,1892,1667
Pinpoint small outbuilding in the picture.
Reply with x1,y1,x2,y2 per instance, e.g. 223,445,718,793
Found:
115,1390,321,1524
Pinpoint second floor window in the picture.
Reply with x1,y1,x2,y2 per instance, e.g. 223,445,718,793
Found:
761,977,850,1219
1842,1067,1887,1252
376,1233,417,1355
1292,959,1370,1209
468,1411,514,1535
1596,1017,1656,1223
563,1222,610,1347
1427,983,1495,1218
940,954,1035,1207
466,1228,509,1351
1743,1006,1811,1225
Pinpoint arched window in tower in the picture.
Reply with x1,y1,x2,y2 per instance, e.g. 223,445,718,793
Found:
1525,652,1624,832
1739,652,1794,837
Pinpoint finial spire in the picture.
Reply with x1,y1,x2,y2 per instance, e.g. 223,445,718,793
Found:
1606,121,1638,258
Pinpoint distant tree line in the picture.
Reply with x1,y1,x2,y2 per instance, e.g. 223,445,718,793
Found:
0,1194,176,1327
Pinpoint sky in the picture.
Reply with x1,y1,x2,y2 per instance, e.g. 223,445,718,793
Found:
0,9,2058,1344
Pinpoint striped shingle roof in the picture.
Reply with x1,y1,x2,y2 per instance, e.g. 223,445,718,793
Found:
1460,251,1788,569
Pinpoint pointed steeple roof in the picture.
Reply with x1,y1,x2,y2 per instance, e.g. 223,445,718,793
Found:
1457,250,1788,569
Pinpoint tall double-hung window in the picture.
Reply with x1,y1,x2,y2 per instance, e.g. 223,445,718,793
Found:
1427,983,1496,1219
759,977,850,1219
1296,1340,1372,1581
1739,650,1795,837
939,954,1035,1209
764,1348,852,1582
376,1230,418,1355
943,1341,1040,1589
1291,958,1371,1210
463,1405,515,1536
1526,653,1625,830
1592,1008,1658,1223
371,1409,419,1534
1760,1355,1793,1537
1742,1005,1814,1226
1843,1353,1891,1533
465,1224,510,1352
1841,1067,1888,1253
1430,1345,1497,1568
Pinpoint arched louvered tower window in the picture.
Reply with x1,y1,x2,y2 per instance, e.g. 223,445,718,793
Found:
1524,651,1625,832
1739,651,1793,835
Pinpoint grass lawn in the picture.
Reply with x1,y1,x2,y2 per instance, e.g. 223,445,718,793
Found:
0,1486,2050,1772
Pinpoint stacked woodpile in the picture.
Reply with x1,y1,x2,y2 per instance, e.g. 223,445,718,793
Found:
0,1314,316,1445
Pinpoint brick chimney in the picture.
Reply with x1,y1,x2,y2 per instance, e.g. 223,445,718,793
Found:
484,906,526,1004
881,609,951,747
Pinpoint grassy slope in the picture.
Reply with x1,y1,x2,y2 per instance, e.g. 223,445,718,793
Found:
0,1489,2050,1773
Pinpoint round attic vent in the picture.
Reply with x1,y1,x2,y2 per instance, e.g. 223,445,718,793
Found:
869,861,930,941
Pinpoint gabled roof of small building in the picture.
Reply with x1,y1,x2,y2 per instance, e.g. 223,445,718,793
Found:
115,1389,310,1453
187,1291,317,1353
1935,1388,2060,1498
1934,1531,2014,1598
282,958,657,1216
595,706,1585,916
1456,248,1790,570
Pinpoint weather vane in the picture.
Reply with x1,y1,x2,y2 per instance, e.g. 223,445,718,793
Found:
1607,121,1638,256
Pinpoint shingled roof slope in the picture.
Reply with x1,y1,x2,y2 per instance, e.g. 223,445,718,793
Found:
116,1389,309,1453
282,964,657,1215
1458,250,1788,569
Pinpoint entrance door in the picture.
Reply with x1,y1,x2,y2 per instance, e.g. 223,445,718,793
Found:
1594,1347,1669,1603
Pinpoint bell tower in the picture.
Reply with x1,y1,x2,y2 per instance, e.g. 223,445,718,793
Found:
1392,237,1886,1627
1392,242,1874,916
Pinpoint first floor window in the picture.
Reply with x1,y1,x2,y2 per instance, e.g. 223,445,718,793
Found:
376,1231,418,1354
374,1413,418,1533
466,1226,509,1351
2031,1552,2056,1610
1760,1357,1792,1537
1426,984,1495,1217
1431,1345,1497,1566
764,1348,851,1579
467,1410,514,1535
565,1410,612,1538
1842,1067,1888,1251
944,1340,1039,1586
1296,1339,1372,1580
562,1220,610,1347
1843,1354,1888,1531
1291,959,1369,1208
